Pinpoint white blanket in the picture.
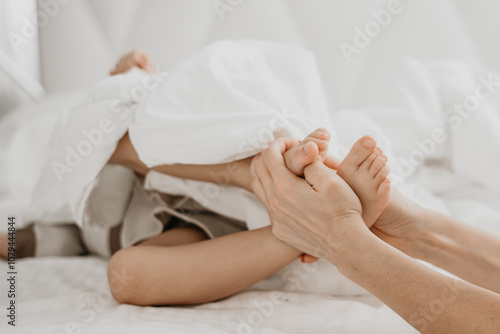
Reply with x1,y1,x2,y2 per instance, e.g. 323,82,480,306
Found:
19,41,500,234
26,41,333,230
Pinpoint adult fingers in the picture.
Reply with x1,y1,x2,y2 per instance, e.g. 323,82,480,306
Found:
256,138,293,192
261,139,314,204
254,152,292,221
261,138,302,184
303,161,338,192
251,156,269,204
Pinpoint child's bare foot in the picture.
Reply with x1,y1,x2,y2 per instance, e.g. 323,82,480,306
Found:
337,136,391,228
300,135,391,264
283,128,330,176
110,50,155,75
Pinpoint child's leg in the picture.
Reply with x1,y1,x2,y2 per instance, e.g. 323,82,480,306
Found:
108,129,330,192
109,132,255,190
108,225,301,306
0,225,36,259
136,225,208,247
0,224,86,259
105,129,331,306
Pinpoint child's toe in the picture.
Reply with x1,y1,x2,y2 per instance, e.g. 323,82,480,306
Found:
374,165,390,184
361,153,378,172
302,129,330,155
377,178,392,197
308,128,331,141
341,135,377,169
369,155,387,176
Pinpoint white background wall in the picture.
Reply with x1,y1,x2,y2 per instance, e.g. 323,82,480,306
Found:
453,0,500,71
2,0,500,110
0,0,41,81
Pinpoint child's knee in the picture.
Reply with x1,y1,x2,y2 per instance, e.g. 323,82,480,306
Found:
107,247,140,305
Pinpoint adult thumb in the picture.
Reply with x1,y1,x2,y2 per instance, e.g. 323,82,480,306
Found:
303,161,337,191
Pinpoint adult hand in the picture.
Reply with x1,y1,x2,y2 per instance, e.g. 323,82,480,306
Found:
110,50,155,75
252,138,366,264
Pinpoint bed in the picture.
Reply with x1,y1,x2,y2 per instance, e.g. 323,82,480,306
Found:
1,1,500,333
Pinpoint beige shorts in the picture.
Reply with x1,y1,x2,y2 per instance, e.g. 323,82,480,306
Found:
31,165,247,258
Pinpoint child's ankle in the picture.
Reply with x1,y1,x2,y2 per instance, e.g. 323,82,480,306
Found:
228,156,254,192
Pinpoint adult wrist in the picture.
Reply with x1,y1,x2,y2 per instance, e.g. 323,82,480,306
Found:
333,222,383,276
326,216,375,266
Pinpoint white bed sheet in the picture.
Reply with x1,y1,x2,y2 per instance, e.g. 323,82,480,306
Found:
0,256,416,334
1,183,498,334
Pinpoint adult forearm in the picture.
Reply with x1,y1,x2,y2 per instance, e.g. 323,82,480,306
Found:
405,210,500,293
334,224,500,333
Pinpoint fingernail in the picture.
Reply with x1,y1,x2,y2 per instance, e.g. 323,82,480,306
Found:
362,137,375,148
